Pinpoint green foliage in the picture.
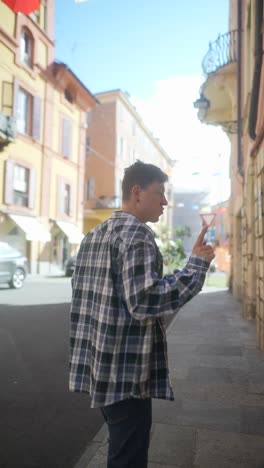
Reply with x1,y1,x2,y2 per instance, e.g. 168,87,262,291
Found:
154,224,191,274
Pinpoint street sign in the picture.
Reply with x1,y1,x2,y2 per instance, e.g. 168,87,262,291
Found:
205,227,216,242
200,212,216,227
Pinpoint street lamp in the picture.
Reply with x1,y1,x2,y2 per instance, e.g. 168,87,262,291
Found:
193,93,210,120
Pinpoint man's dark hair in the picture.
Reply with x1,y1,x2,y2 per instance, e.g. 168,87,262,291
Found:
122,160,168,201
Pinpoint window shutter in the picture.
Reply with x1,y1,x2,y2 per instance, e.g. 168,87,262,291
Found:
28,168,37,209
32,96,41,140
62,119,67,156
12,78,19,119
3,81,13,115
62,118,72,158
60,178,65,215
86,109,93,126
69,186,74,217
68,122,72,158
87,177,95,199
4,160,15,205
57,176,64,217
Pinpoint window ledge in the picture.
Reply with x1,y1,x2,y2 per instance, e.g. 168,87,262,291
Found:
17,61,37,79
17,131,41,145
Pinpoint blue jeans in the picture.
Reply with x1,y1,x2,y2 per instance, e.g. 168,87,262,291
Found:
101,397,152,468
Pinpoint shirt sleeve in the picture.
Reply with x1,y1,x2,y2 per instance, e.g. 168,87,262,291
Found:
121,240,210,320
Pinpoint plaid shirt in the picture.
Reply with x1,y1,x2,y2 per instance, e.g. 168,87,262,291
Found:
69,211,209,408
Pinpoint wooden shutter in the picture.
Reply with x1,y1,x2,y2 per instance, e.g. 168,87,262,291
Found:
28,168,37,209
62,118,72,158
57,176,64,217
69,185,74,218
32,96,41,140
4,159,15,205
12,78,19,119
2,81,13,115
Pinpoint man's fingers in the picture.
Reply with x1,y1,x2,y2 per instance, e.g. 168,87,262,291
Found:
195,225,208,246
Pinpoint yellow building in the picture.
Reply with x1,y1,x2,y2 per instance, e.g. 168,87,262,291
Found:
195,0,264,350
0,1,97,274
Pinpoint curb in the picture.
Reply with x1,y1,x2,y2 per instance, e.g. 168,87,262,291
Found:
74,423,108,468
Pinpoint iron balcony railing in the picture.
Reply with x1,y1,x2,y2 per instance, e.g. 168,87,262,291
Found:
92,196,121,209
202,30,238,75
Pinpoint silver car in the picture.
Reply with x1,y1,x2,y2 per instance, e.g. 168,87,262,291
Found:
0,242,28,289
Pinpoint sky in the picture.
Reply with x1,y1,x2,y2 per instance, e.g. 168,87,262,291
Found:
55,0,230,204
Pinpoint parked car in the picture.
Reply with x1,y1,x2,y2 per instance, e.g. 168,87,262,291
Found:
0,242,28,289
209,257,217,273
65,256,76,277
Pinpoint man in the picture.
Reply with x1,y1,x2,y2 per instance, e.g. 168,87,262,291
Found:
70,160,215,468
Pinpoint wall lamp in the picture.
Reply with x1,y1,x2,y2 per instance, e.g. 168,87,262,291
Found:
193,93,210,120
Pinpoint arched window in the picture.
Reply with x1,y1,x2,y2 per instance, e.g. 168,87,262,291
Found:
20,28,33,68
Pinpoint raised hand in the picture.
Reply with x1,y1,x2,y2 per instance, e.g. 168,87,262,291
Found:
191,225,215,262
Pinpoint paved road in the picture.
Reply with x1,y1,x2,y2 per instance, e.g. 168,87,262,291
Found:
0,280,104,468
0,275,72,305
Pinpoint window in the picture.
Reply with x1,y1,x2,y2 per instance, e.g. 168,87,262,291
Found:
62,118,72,158
64,88,74,104
17,88,32,135
86,177,95,200
30,9,40,25
86,109,93,127
64,184,71,216
58,178,74,217
16,88,41,140
20,28,33,68
0,243,20,256
120,137,124,156
13,165,29,207
30,1,47,32
119,105,124,122
85,137,91,158
4,160,36,208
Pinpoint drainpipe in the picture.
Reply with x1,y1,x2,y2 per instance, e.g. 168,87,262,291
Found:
237,0,243,175
248,0,263,141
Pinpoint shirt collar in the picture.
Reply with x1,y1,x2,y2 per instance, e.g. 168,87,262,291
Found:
110,210,155,237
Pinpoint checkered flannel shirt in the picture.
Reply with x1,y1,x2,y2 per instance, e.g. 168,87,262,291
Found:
69,211,210,408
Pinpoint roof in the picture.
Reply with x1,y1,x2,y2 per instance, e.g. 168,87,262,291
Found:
54,61,99,104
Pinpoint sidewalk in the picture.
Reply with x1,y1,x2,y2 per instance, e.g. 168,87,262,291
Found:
76,289,264,468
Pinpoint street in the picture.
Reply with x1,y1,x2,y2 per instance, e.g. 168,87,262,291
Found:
0,277,104,468
0,275,73,305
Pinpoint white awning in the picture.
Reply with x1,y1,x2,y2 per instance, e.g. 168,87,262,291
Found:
56,221,84,244
9,214,51,242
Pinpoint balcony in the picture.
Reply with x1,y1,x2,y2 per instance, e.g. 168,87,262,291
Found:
194,31,238,134
0,112,16,149
84,196,121,232
92,196,121,209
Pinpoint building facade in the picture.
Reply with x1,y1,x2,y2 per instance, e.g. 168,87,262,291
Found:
194,0,264,350
0,1,97,273
84,89,174,233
